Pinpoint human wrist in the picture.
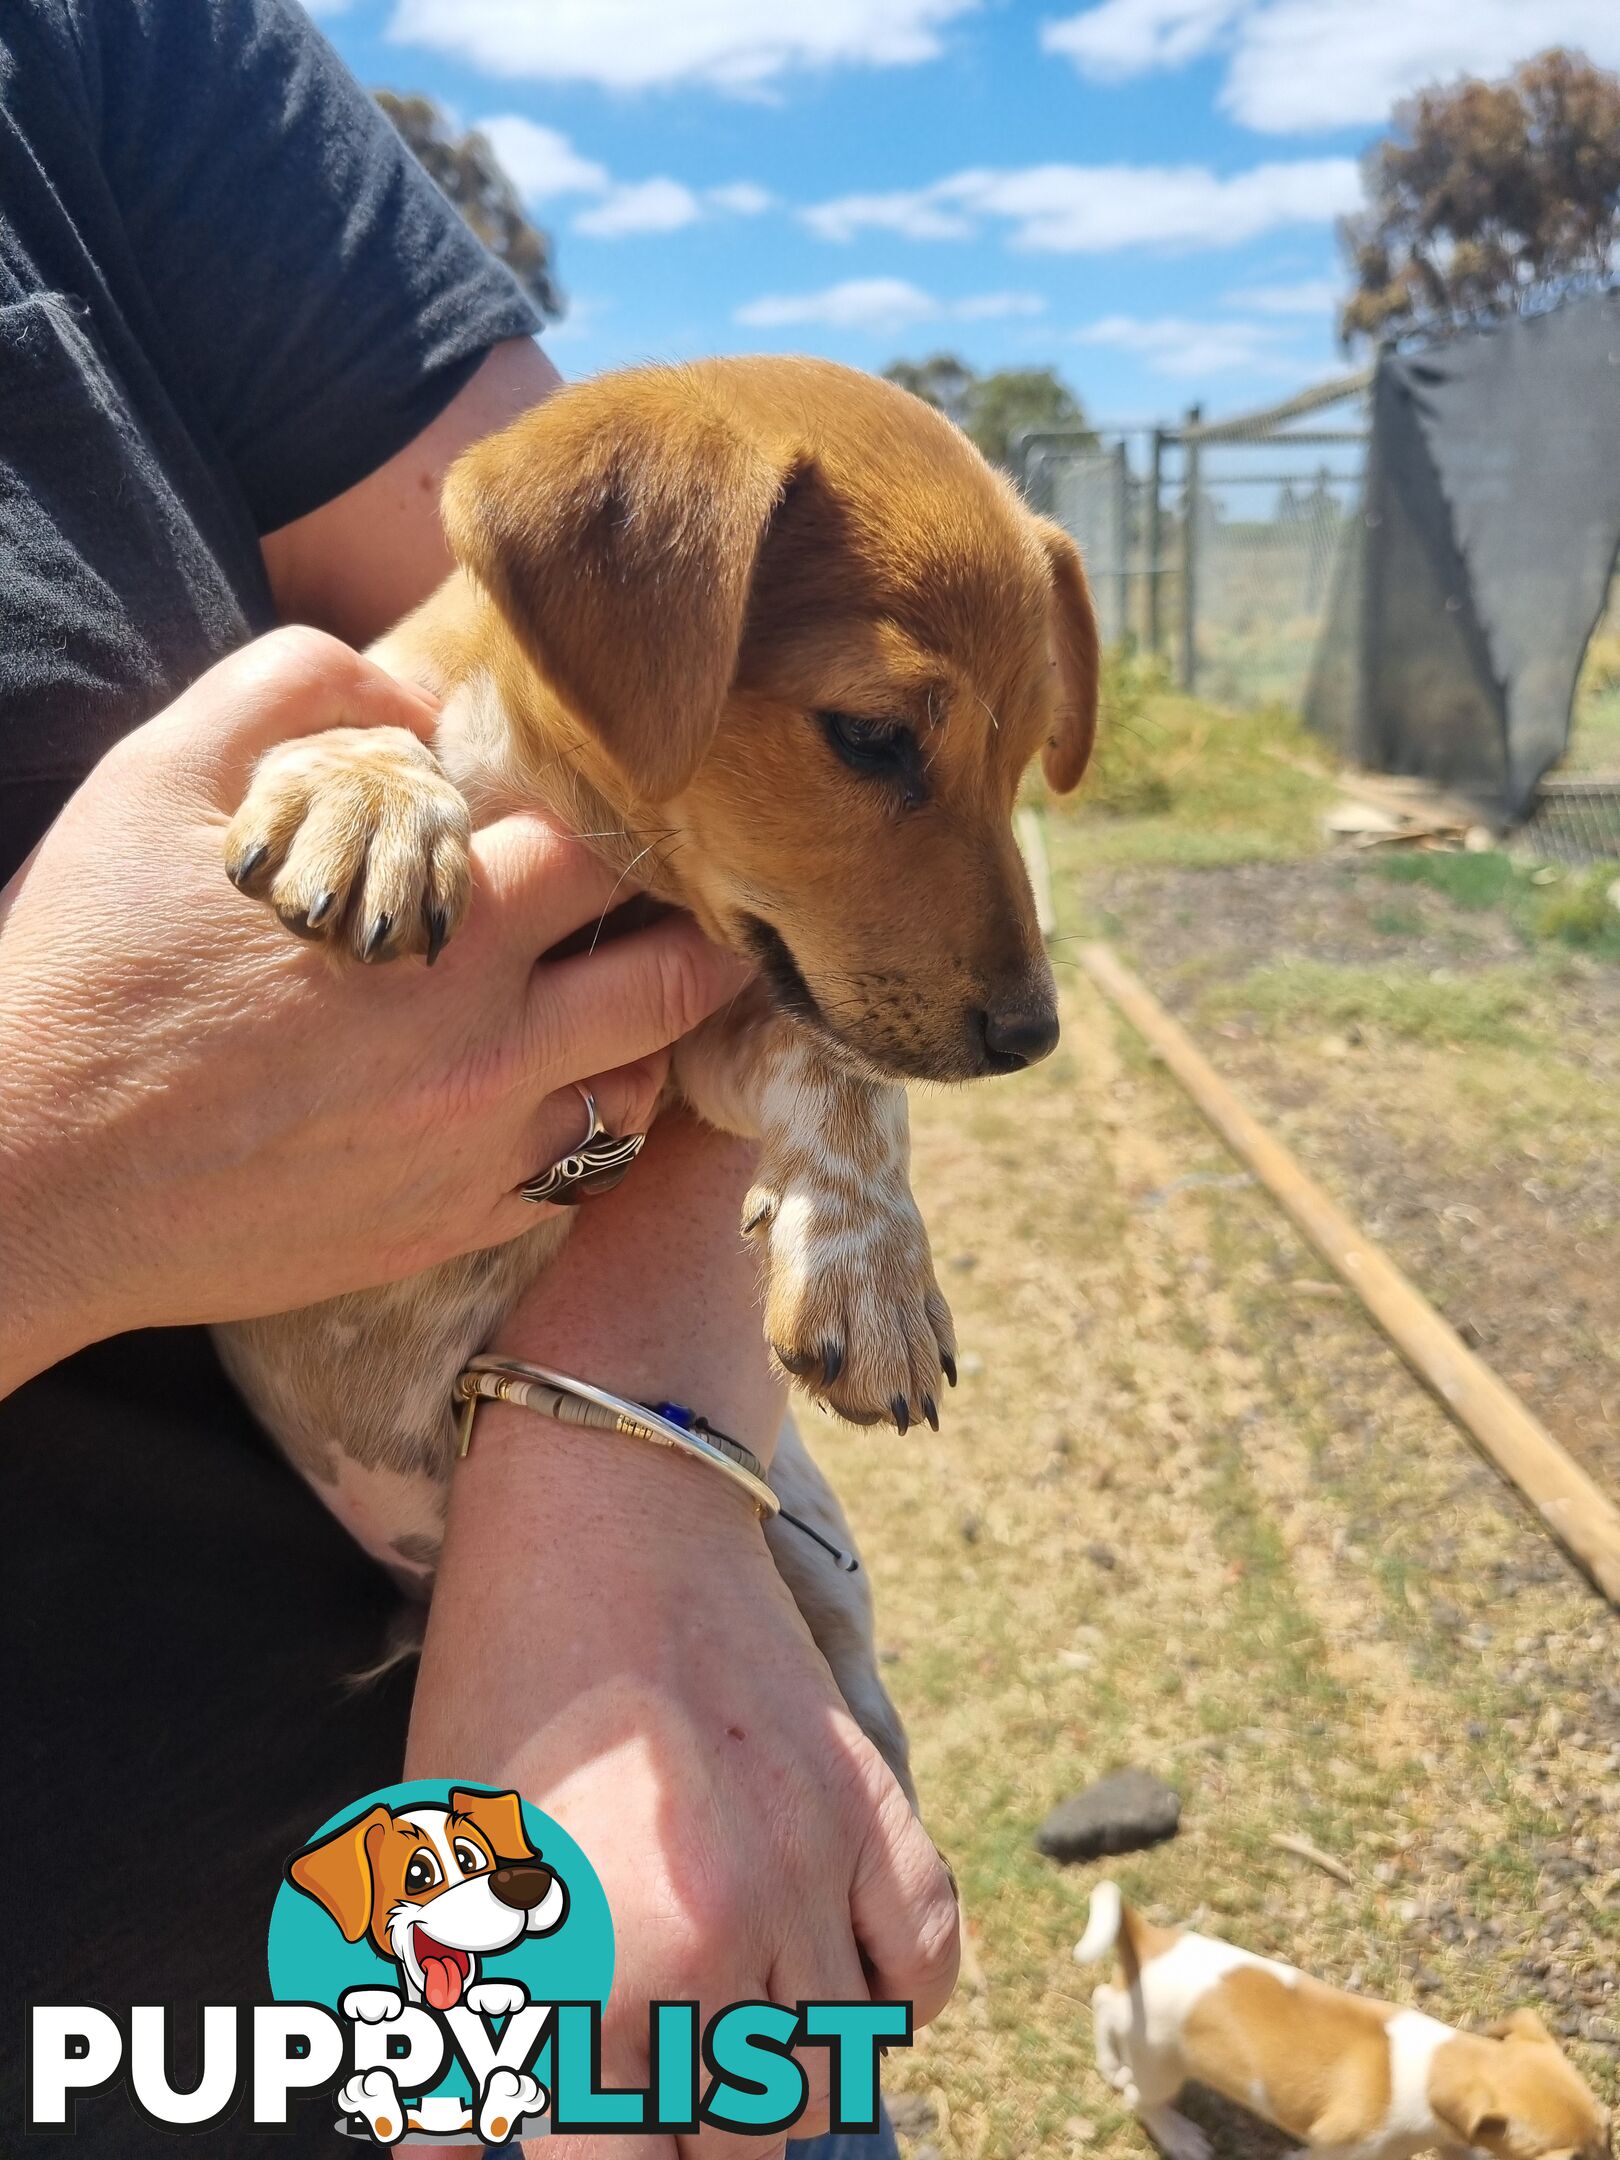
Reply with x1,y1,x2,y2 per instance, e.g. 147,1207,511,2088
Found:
454,1397,770,1556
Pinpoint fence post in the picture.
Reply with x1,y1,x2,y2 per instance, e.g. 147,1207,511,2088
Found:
1146,428,1165,655
1112,439,1130,650
1180,404,1202,694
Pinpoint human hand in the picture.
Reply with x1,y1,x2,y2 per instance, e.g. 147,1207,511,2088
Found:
407,1420,960,2160
0,628,748,1392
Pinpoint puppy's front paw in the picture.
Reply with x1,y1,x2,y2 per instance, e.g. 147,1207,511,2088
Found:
465,1978,528,2019
746,1171,956,1432
339,1986,404,2024
225,726,471,963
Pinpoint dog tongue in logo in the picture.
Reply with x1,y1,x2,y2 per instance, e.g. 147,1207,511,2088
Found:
414,1930,468,2010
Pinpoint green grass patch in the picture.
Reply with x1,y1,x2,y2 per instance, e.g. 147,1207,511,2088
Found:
1199,958,1541,1046
1033,651,1336,871
1371,850,1620,957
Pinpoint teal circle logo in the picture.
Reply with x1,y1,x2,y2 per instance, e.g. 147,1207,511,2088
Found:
268,1780,612,2145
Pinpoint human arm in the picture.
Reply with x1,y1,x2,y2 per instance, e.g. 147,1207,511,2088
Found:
406,1109,961,2158
260,337,562,646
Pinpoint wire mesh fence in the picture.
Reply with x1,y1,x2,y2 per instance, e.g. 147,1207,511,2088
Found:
1021,371,1620,861
1018,374,1371,715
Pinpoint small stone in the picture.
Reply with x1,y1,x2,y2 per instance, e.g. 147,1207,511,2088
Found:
1085,1541,1118,1570
1035,1769,1181,1864
1065,2117,1098,2145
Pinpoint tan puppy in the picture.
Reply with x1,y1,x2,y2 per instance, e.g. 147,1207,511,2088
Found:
215,358,1097,1784
1076,1882,1611,2160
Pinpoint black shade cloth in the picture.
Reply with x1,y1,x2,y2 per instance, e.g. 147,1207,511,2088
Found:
1306,291,1620,816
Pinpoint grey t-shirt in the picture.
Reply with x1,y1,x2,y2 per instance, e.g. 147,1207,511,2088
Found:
0,0,539,881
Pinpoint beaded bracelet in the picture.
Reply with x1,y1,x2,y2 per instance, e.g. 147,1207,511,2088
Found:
452,1354,856,1571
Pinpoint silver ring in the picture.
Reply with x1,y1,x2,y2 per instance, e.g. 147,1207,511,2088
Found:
519,1084,646,1207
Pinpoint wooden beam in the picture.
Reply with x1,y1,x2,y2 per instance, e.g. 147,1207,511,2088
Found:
1078,941,1620,1608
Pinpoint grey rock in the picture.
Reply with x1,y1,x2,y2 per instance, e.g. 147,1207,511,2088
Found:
1035,1769,1181,1863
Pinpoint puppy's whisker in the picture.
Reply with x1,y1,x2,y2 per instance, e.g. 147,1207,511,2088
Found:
586,834,677,953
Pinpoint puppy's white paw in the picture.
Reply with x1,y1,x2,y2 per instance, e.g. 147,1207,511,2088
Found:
748,1170,955,1433
225,726,471,963
337,2067,406,2145
339,1987,404,2024
478,2066,547,2143
465,1978,529,2019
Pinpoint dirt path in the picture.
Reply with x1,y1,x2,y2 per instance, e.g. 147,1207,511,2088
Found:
807,957,1620,2160
1088,857,1620,1495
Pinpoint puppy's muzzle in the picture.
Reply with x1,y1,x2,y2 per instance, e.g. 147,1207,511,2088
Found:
489,1863,555,1912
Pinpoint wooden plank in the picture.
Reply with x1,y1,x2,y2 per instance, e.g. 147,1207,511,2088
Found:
1077,940,1620,1609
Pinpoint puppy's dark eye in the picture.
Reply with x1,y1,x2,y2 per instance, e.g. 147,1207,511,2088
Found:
452,1840,487,1876
817,711,920,789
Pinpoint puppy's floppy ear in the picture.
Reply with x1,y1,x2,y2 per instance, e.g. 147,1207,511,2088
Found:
442,373,808,802
286,1804,391,1942
1486,2008,1558,2048
1033,518,1100,794
1431,2044,1512,2154
450,1787,536,1864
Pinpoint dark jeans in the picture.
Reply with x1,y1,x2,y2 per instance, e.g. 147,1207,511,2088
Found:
2,1334,900,2156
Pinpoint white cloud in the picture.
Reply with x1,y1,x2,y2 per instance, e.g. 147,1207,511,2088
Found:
805,158,1360,253
706,182,775,216
1041,0,1239,79
475,125,773,239
1073,312,1300,377
1222,275,1339,316
574,178,706,238
802,190,976,242
735,280,1047,330
1042,0,1620,134
954,290,1048,319
386,0,980,93
477,115,609,200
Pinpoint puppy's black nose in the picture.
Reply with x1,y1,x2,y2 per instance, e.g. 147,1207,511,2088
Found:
490,1863,553,1911
980,1005,1060,1070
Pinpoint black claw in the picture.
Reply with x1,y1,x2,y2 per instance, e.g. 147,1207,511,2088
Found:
362,912,392,962
941,1351,958,1389
891,1395,910,1436
820,1341,845,1387
425,906,449,966
922,1394,939,1432
306,888,338,930
230,841,268,889
742,1201,773,1235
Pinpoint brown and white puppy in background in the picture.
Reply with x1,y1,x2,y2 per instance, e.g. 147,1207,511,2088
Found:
215,357,1097,1783
1077,1882,1611,2160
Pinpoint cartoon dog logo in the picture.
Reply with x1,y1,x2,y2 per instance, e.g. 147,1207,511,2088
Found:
287,1787,567,2145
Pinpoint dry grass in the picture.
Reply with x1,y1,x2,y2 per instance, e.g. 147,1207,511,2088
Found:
805,688,1618,2158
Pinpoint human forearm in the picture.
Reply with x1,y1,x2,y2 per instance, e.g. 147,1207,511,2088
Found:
407,1113,958,2156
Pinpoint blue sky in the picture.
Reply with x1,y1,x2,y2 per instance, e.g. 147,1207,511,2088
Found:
311,1,1619,424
